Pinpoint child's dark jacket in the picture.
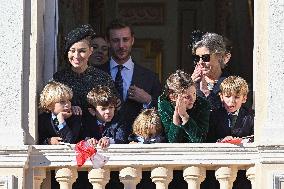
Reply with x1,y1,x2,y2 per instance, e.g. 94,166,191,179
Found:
207,106,254,142
81,112,129,144
38,112,82,144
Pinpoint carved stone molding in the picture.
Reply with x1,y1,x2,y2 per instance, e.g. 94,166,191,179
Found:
118,3,164,25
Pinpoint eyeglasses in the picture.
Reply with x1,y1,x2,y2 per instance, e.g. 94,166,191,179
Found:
192,54,210,63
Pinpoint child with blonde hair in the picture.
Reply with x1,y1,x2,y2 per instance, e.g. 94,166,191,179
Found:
38,81,81,145
207,76,254,143
128,108,165,143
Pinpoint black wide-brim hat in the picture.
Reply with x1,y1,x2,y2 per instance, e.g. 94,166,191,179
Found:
64,24,96,55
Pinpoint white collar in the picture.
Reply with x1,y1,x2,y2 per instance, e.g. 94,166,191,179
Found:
110,57,134,70
228,109,240,116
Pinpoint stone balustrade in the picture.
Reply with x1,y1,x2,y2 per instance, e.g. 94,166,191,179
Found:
2,143,284,189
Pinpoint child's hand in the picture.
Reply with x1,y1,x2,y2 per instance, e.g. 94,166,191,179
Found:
87,138,98,147
48,137,62,145
57,111,72,124
173,104,181,125
176,95,189,124
219,136,241,143
98,137,110,149
129,141,138,144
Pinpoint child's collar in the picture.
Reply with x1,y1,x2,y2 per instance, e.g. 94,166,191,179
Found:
97,119,106,126
227,109,240,116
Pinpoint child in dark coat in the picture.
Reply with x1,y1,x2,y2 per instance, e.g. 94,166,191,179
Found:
207,76,254,143
81,86,129,148
38,81,81,145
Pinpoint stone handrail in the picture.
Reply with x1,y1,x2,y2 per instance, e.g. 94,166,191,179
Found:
2,143,284,188
29,143,258,189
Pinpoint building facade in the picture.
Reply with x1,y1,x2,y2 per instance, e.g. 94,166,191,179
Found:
0,0,284,188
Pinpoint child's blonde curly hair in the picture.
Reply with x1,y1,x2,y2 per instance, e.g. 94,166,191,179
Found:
132,108,162,139
220,76,249,96
39,81,73,112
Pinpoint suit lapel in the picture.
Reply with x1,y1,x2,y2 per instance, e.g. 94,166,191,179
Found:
131,64,141,86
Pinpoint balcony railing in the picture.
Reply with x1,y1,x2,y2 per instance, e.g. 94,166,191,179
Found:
23,143,260,189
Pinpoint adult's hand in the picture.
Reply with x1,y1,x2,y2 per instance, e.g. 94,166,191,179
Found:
128,85,152,104
71,106,82,116
191,64,203,83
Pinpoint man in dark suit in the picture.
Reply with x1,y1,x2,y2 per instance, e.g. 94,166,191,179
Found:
98,19,162,131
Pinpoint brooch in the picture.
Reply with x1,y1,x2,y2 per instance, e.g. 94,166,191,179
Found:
207,80,218,91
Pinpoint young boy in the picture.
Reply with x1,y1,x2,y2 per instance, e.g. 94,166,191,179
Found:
38,81,82,145
207,76,254,143
128,108,166,144
81,86,129,148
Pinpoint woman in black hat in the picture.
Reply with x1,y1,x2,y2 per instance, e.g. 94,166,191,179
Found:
53,24,116,115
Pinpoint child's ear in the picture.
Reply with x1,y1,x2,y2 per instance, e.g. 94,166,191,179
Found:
242,95,247,103
88,108,97,116
219,93,224,102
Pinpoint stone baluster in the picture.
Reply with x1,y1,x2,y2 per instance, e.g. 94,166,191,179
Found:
151,167,173,189
246,166,256,189
119,167,142,189
88,168,110,189
55,167,78,189
33,168,46,189
215,166,237,189
183,166,206,189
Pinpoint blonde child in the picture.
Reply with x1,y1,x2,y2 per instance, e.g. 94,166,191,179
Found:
129,108,166,143
38,81,81,145
207,76,254,143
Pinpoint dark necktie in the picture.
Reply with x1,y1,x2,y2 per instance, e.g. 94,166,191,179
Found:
53,117,59,131
115,65,124,100
229,114,238,128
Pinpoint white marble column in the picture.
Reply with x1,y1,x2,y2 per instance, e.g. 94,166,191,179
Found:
119,167,142,189
33,168,46,189
88,168,110,189
55,168,78,189
183,166,206,189
0,0,25,145
246,166,255,189
254,0,284,145
151,167,173,189
215,166,237,189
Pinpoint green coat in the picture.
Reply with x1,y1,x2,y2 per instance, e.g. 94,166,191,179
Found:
158,95,210,143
